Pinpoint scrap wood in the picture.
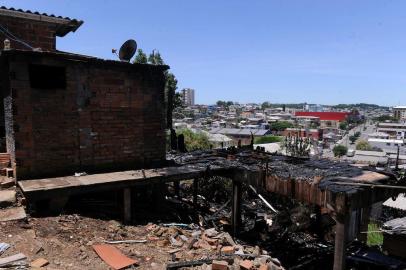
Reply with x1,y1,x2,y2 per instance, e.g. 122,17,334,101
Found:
30,258,49,268
249,185,278,213
103,239,147,244
0,253,26,267
93,244,138,270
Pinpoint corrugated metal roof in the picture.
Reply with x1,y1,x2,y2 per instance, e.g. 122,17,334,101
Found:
383,194,406,211
295,111,349,121
209,128,270,136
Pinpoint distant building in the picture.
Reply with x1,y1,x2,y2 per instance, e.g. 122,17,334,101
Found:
393,106,406,120
367,138,405,154
283,128,321,140
209,128,271,145
295,112,349,129
181,88,195,106
377,122,406,139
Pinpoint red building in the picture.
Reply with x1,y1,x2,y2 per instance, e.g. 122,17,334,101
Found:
295,112,349,129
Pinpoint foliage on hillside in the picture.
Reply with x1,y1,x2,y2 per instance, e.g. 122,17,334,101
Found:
176,129,211,151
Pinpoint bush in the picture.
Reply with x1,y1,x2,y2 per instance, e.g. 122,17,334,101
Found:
354,131,361,138
356,140,372,151
176,129,211,151
333,145,348,157
254,135,283,144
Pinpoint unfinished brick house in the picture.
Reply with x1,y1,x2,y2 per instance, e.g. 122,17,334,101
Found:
0,7,168,180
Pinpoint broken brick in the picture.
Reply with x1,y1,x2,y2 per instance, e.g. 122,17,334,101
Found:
212,260,228,270
221,245,234,254
240,260,254,270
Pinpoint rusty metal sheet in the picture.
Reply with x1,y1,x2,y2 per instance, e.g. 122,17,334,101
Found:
93,244,137,270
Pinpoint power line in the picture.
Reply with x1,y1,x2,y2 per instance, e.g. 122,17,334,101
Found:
0,24,34,50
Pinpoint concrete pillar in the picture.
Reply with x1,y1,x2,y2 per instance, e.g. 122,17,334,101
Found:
232,180,242,237
123,188,132,223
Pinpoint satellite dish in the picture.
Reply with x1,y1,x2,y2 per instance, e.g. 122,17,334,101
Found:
119,39,137,62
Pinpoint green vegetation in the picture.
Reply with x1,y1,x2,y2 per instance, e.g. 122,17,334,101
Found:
284,136,311,157
133,49,148,64
176,129,211,151
339,121,348,130
373,115,397,122
254,135,283,144
270,121,294,131
333,103,388,110
356,140,372,151
216,101,234,108
367,223,383,246
261,101,271,110
333,145,348,157
349,135,357,144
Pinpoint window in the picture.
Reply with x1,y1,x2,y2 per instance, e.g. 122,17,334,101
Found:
29,64,66,89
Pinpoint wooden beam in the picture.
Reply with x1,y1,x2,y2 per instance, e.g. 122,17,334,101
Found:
174,181,180,198
193,178,199,209
333,193,349,270
232,180,242,237
123,188,131,223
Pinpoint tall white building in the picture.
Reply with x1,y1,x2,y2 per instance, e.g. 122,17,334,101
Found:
181,88,195,106
393,106,406,120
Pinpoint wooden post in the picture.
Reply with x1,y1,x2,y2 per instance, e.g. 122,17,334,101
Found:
232,180,242,237
174,181,180,198
123,188,132,223
193,178,199,209
333,193,349,270
358,206,371,242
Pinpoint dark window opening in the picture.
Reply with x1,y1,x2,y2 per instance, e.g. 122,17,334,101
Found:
29,64,66,89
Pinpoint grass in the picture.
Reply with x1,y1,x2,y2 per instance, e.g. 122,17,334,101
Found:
367,222,384,246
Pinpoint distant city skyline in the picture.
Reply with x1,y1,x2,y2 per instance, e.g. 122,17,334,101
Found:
3,0,406,106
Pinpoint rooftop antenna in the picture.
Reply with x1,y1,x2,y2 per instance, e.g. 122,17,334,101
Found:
116,39,137,62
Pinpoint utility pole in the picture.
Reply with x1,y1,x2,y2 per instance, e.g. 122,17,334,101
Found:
395,145,400,171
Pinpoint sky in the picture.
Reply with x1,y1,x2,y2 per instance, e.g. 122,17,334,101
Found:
2,0,406,106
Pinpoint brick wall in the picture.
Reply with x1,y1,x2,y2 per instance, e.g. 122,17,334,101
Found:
0,16,56,51
2,52,167,180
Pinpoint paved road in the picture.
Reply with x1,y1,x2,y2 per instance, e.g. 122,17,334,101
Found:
321,122,376,159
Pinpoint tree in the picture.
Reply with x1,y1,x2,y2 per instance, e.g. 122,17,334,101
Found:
148,50,164,65
270,121,294,132
216,101,226,107
356,140,372,151
226,101,234,107
333,145,348,157
261,101,271,110
339,121,348,130
133,49,148,64
349,135,357,144
176,129,210,151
